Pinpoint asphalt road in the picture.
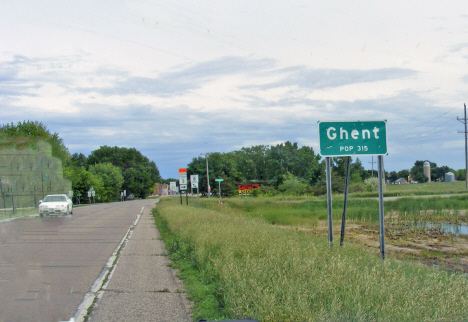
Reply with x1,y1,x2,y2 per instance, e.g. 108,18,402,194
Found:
0,199,157,322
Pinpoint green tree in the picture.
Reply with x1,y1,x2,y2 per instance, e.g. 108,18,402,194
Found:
432,165,453,182
232,145,269,182
89,163,124,202
397,169,410,180
69,153,88,168
64,165,104,203
187,152,241,197
0,120,70,162
278,173,308,195
87,146,160,199
267,142,322,186
388,171,398,182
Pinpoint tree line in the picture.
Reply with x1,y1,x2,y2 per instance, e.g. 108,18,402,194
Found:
163,142,379,197
170,143,464,197
0,121,161,202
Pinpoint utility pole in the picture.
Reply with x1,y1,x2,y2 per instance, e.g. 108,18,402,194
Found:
201,153,212,197
457,103,468,189
369,156,376,177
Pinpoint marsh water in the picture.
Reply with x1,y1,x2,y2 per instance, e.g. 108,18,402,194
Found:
417,222,468,236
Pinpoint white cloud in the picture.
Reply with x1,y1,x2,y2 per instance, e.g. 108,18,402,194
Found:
1,1,467,177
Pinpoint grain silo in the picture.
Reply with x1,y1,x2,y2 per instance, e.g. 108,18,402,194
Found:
423,161,431,182
445,172,455,182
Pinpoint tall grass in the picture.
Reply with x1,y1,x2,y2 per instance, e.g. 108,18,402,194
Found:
385,196,468,223
155,198,468,321
198,194,468,226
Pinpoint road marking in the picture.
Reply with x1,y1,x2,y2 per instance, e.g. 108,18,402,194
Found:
71,207,145,322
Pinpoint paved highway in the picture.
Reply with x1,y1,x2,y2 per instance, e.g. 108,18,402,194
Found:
0,199,157,322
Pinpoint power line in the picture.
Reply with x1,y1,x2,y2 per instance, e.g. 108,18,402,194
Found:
393,106,458,137
398,118,457,143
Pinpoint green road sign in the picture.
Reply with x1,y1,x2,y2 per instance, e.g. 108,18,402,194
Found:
318,120,387,157
215,179,224,182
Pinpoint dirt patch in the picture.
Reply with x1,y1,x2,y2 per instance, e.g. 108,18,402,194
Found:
280,221,468,272
344,223,468,273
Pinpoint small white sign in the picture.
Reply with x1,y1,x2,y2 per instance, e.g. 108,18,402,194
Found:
180,184,187,190
179,174,187,185
91,190,95,197
170,182,176,191
191,182,198,188
190,175,199,184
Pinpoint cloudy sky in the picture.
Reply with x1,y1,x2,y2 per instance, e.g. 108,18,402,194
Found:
1,1,467,179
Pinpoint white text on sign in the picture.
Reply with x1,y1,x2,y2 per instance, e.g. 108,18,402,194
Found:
326,127,380,141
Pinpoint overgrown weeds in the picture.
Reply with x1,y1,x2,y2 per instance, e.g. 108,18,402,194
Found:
154,198,468,321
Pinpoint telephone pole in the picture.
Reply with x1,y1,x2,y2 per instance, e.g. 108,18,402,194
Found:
457,103,468,188
200,153,212,197
369,156,376,177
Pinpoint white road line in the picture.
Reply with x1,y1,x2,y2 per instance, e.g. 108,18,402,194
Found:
71,207,144,322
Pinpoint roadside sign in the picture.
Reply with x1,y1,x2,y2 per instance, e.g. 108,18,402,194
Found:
318,120,387,157
318,120,387,259
179,168,187,185
180,184,187,190
215,179,224,182
190,175,199,188
170,182,176,191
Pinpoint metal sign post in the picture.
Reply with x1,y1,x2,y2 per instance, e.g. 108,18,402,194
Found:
191,182,193,206
340,156,351,246
378,155,386,260
191,175,199,207
325,158,333,245
215,179,224,199
319,120,387,259
179,168,187,205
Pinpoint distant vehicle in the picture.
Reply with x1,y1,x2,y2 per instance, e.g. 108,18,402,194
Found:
38,194,73,218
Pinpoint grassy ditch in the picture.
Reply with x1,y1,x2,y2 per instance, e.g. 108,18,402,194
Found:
154,198,468,321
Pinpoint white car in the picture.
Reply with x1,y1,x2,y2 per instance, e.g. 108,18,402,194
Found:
38,194,73,217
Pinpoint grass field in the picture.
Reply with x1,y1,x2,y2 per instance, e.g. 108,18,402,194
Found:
154,195,468,321
196,192,468,228
354,180,468,198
